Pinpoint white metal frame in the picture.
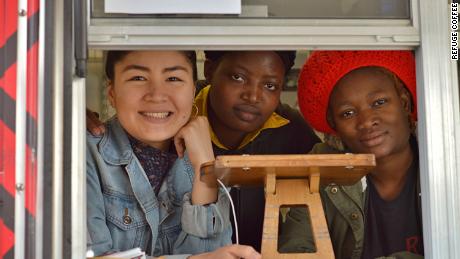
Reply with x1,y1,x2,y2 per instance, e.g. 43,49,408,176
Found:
81,0,460,258
88,0,420,50
36,0,46,258
15,0,28,258
71,77,87,259
416,1,460,258
89,18,419,50
52,0,64,258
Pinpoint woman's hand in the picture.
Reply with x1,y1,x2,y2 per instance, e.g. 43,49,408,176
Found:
189,244,262,259
174,116,214,168
174,116,217,205
86,108,105,135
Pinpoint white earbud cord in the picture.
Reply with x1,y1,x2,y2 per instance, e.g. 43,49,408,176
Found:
217,179,239,245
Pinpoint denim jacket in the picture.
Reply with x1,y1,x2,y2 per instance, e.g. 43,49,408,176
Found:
87,118,232,258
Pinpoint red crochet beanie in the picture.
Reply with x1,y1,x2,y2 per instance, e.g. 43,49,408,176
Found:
297,50,417,134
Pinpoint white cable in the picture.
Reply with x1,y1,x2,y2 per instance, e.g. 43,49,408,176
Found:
217,179,239,245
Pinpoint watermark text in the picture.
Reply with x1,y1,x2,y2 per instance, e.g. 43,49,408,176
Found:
452,3,458,60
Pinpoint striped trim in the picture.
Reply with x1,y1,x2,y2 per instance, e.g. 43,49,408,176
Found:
1,1,41,258
0,32,17,78
0,88,37,149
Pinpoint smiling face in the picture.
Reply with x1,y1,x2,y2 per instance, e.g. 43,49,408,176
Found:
328,67,412,159
108,51,195,149
205,51,285,134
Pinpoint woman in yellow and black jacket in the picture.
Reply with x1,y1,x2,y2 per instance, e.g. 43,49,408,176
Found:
196,51,321,251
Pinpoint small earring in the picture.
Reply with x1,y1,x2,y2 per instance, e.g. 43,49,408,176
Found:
191,103,199,118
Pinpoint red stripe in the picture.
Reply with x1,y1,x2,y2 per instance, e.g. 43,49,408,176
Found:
0,0,18,48
27,0,39,19
0,109,3,186
0,220,14,258
0,0,5,48
25,0,39,214
25,145,36,216
0,106,3,192
26,42,38,120
0,114,15,259
0,126,3,187
0,120,15,197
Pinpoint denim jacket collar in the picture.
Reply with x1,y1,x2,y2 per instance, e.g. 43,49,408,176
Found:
99,118,164,252
99,118,133,166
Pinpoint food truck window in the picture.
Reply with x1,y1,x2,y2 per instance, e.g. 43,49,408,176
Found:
76,1,460,259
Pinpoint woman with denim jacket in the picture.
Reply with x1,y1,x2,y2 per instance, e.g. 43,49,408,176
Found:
87,50,261,259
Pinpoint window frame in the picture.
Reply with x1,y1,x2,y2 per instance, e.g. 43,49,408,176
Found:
77,1,460,258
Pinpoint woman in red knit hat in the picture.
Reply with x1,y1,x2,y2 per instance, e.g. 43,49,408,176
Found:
279,51,424,259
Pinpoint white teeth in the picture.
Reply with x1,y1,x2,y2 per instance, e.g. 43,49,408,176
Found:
142,112,170,119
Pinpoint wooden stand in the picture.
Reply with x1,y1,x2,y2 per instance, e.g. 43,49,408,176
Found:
202,154,375,259
263,172,333,258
